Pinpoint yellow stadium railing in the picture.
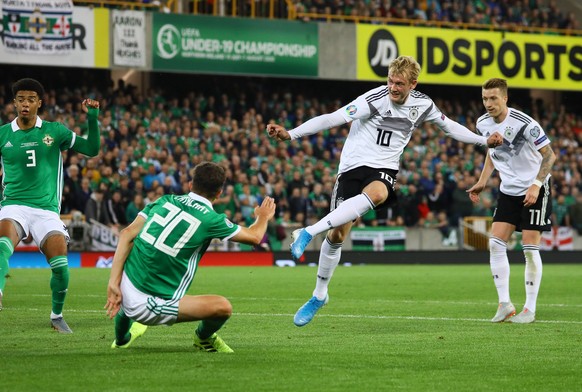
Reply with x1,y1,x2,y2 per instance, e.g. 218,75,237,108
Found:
461,216,493,251
73,0,581,37
73,0,177,13
189,0,289,18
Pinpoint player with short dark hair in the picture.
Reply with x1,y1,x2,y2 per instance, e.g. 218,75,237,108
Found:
468,78,556,324
105,162,276,352
0,78,100,333
267,56,503,327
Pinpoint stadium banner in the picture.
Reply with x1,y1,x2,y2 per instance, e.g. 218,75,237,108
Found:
356,24,582,90
199,252,272,267
112,9,146,67
350,227,406,251
152,14,318,77
1,0,73,54
9,251,81,268
81,252,115,267
89,220,118,251
0,5,109,68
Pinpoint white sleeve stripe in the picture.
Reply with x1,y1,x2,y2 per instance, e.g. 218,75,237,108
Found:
70,132,76,149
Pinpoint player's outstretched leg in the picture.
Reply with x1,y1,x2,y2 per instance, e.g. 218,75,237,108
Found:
294,295,328,327
290,229,313,261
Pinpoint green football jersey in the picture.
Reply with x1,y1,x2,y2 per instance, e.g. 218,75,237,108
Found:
125,192,241,300
0,117,74,213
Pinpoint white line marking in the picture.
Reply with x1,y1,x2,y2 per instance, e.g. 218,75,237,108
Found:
4,308,582,324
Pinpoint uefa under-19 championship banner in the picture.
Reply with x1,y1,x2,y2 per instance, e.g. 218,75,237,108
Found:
356,24,581,90
153,14,318,77
1,0,73,54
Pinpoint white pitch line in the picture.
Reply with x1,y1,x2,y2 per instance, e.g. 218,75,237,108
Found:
236,312,582,325
14,294,582,308
4,308,582,325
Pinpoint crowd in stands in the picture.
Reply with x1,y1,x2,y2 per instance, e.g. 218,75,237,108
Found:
81,0,579,33
296,0,579,31
1,71,581,249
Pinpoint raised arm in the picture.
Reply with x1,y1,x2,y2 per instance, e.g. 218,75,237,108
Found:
231,197,276,245
439,117,503,148
267,110,347,141
72,99,100,157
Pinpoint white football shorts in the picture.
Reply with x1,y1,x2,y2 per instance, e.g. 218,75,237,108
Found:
120,271,180,326
0,205,69,247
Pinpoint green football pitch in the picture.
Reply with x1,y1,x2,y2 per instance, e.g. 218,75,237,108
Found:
1,264,581,392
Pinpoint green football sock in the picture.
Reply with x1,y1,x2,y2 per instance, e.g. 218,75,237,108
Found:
0,237,14,291
49,256,69,315
115,310,133,345
196,318,229,340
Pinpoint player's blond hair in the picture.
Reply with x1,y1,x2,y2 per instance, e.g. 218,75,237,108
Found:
482,78,508,95
388,56,421,83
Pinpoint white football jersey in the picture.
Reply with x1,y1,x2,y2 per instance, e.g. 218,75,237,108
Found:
476,107,550,196
337,86,451,173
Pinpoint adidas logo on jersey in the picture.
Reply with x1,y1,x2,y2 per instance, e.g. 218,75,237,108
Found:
4,141,13,148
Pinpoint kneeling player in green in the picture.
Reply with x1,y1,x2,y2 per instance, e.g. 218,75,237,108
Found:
105,162,276,352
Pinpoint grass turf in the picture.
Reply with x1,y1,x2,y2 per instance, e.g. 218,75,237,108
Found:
1,264,581,392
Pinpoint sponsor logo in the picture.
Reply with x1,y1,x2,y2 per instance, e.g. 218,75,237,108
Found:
367,29,398,78
4,141,13,148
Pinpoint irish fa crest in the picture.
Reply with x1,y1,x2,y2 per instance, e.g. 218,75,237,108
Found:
42,135,54,146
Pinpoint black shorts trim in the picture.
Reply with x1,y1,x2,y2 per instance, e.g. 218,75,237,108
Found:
331,166,398,211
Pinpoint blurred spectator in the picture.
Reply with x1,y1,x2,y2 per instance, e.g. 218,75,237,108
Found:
449,177,474,225
84,188,111,226
76,178,93,215
552,194,570,227
401,184,422,227
125,193,146,223
569,193,582,235
107,190,128,227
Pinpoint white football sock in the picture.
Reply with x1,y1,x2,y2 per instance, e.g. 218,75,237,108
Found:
50,311,62,320
489,237,510,303
306,193,374,236
312,237,342,300
523,245,542,313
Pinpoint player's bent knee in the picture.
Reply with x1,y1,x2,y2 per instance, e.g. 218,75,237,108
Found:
214,297,232,318
489,237,507,253
327,229,346,244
